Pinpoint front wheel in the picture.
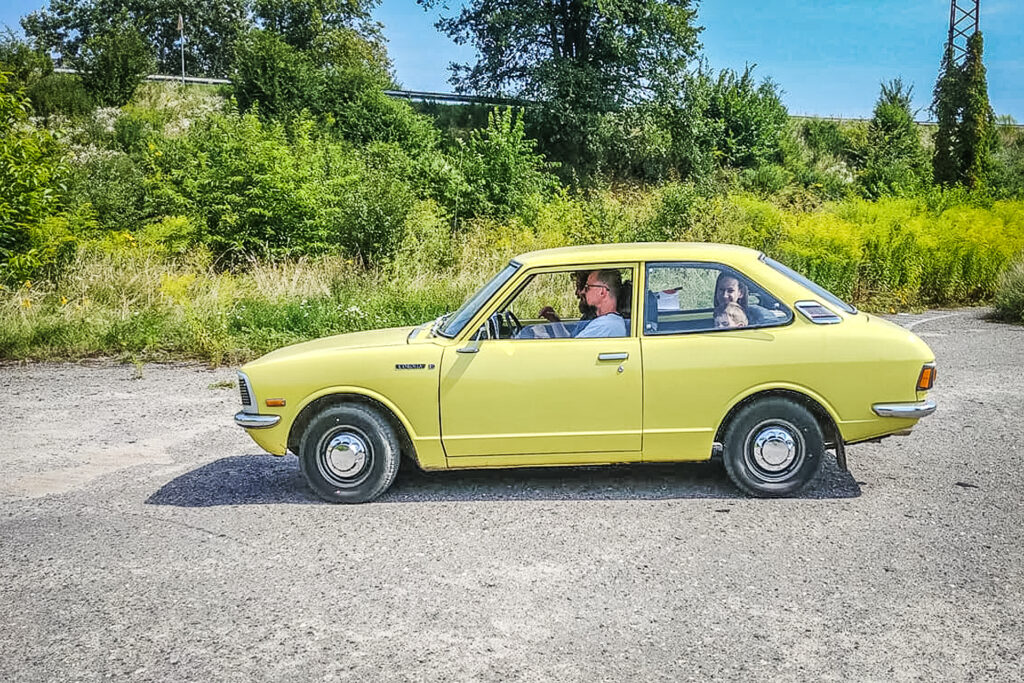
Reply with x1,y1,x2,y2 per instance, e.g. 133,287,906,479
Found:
298,403,400,503
722,397,823,497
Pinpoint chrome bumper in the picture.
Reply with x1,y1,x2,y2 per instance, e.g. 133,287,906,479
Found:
234,411,281,429
872,399,937,419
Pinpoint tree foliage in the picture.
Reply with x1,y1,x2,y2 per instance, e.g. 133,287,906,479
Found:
0,72,87,283
423,0,701,179
859,79,929,198
22,0,249,77
456,107,558,219
932,32,996,189
73,10,155,107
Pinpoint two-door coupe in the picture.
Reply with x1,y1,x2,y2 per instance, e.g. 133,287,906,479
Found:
235,243,937,502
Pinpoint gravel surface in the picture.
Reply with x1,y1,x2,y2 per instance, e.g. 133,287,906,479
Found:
1,308,1022,681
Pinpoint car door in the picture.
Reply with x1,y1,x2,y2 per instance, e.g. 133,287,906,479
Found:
439,265,642,461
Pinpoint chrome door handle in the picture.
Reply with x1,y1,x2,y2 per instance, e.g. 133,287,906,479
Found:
598,352,629,361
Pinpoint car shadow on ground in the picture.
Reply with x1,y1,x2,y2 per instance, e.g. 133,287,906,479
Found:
145,453,860,507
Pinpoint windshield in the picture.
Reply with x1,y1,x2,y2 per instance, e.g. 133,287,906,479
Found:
437,262,520,337
761,255,858,315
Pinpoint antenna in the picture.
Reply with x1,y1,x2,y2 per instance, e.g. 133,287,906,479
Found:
947,1,980,65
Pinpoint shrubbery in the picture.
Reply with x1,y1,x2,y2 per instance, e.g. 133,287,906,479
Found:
73,10,154,107
993,260,1024,323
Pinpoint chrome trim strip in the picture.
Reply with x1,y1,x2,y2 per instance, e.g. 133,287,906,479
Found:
234,412,281,429
872,399,937,419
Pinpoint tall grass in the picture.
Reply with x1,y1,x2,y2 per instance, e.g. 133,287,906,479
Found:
2,193,1022,364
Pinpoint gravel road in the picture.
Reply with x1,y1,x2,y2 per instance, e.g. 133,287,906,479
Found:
1,308,1021,681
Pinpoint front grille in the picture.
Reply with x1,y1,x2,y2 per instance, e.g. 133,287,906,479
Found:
239,376,252,406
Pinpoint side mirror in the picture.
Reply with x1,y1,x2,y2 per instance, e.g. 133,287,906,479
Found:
457,324,487,354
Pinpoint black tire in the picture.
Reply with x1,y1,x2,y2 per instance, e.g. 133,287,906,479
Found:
722,397,823,497
298,403,400,503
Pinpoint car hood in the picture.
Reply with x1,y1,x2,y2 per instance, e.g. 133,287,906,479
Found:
245,325,421,367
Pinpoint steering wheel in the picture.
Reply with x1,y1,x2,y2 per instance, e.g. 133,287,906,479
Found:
505,310,523,336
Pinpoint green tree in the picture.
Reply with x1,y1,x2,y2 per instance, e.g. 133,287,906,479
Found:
422,0,702,179
456,107,558,219
73,10,155,107
22,0,249,78
251,0,381,52
233,2,437,152
859,79,929,197
0,28,53,90
931,31,996,188
959,32,996,189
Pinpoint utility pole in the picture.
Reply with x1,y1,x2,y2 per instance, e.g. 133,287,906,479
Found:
947,0,980,65
178,12,185,83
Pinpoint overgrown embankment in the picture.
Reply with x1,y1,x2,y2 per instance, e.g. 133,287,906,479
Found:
3,191,1022,363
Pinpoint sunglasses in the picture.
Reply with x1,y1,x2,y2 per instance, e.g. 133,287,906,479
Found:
582,283,609,292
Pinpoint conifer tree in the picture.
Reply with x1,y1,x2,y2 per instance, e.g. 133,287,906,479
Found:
959,32,996,189
931,31,996,188
932,46,961,185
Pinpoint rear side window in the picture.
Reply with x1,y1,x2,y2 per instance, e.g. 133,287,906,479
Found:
762,255,857,315
644,262,792,335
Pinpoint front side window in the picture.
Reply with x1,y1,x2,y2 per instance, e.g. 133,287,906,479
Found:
644,262,791,335
488,266,634,340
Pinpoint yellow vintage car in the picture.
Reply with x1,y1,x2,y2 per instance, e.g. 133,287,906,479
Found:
235,243,936,502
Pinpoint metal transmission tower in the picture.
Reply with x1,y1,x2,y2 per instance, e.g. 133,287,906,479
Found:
947,0,980,64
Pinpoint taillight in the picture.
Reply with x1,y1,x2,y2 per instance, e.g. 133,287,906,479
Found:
917,364,936,391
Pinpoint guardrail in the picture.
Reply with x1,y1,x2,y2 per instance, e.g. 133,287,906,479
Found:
50,68,1024,127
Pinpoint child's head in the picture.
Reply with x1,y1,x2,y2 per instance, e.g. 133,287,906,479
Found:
715,302,748,329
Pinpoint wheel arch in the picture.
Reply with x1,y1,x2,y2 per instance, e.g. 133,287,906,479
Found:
714,387,842,450
287,390,420,469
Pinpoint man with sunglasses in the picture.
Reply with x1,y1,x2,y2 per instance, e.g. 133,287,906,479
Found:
573,270,627,338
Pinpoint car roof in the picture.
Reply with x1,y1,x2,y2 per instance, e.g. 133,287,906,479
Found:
513,242,763,268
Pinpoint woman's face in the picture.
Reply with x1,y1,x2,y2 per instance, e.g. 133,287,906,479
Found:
717,277,742,305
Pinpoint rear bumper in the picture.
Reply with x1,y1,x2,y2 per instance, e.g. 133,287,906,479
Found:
234,411,281,429
871,399,937,419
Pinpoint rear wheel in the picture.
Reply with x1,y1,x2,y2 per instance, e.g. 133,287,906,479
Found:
722,397,823,497
298,403,400,503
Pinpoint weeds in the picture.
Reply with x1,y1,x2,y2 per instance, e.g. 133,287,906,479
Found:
2,194,1021,364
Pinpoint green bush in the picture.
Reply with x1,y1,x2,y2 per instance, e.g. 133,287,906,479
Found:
858,80,930,198
146,110,417,262
0,28,51,90
232,26,438,154
455,108,558,220
73,11,155,108
27,73,93,118
0,72,94,283
66,151,148,232
993,260,1024,323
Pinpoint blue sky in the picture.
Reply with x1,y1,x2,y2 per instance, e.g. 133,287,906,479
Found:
3,1,1022,121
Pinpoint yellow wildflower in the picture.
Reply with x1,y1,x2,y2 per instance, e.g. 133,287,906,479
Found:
21,298,31,308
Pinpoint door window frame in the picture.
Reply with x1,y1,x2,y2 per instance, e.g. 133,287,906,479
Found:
480,262,641,340
641,260,793,337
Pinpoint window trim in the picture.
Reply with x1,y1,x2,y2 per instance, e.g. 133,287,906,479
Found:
641,261,794,337
485,262,640,341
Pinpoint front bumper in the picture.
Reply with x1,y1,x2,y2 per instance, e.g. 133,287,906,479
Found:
871,399,937,419
234,411,281,429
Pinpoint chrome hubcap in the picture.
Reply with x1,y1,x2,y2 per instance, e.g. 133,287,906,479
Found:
752,426,797,473
322,431,369,482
